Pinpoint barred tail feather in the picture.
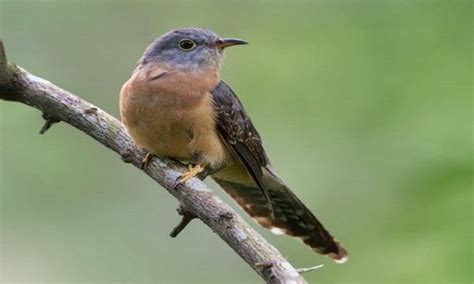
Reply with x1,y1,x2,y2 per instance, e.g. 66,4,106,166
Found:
213,170,347,263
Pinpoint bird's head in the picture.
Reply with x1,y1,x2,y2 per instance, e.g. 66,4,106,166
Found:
139,28,247,71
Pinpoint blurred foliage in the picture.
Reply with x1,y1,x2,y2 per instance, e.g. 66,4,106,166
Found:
0,1,472,283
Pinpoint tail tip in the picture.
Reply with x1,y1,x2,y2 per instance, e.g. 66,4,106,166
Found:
329,246,348,264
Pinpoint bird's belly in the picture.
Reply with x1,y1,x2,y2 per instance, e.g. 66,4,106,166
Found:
121,93,229,166
124,108,195,160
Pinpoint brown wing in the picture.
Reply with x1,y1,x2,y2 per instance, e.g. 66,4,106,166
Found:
211,81,273,211
211,81,348,262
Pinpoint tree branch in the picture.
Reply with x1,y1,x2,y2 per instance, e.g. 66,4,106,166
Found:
0,40,306,284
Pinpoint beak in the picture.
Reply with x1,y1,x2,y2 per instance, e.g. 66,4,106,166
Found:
215,38,248,48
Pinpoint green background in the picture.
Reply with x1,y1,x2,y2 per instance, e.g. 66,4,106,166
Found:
0,1,472,283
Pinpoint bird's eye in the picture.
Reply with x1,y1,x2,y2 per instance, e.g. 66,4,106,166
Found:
179,39,197,51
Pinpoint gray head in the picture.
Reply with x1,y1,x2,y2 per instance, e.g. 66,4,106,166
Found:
139,28,247,71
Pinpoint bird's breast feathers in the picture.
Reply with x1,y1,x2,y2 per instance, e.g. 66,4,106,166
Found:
119,65,228,166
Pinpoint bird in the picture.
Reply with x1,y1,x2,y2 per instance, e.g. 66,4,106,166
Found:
119,28,347,263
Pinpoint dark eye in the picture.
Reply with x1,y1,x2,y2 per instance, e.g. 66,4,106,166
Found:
179,39,196,51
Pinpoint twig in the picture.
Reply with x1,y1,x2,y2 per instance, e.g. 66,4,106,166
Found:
169,205,196,238
0,40,306,284
39,113,60,134
297,264,324,274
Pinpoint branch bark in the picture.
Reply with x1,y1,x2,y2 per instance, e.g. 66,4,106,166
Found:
0,40,306,284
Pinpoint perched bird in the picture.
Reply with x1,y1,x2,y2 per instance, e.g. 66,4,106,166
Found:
120,28,347,263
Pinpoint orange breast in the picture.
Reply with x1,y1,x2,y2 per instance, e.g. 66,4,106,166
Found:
119,64,230,167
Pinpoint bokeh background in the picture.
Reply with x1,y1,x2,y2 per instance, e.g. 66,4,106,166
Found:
0,1,472,283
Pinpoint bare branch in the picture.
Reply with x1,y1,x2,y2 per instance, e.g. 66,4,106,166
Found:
169,205,196,238
0,41,306,284
39,113,60,134
297,264,324,274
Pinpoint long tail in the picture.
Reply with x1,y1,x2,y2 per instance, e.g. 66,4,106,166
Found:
212,165,347,263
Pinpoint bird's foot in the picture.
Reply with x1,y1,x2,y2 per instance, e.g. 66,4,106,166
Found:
140,152,154,170
176,164,205,185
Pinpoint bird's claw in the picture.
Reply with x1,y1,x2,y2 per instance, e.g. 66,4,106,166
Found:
174,164,205,188
140,152,154,169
